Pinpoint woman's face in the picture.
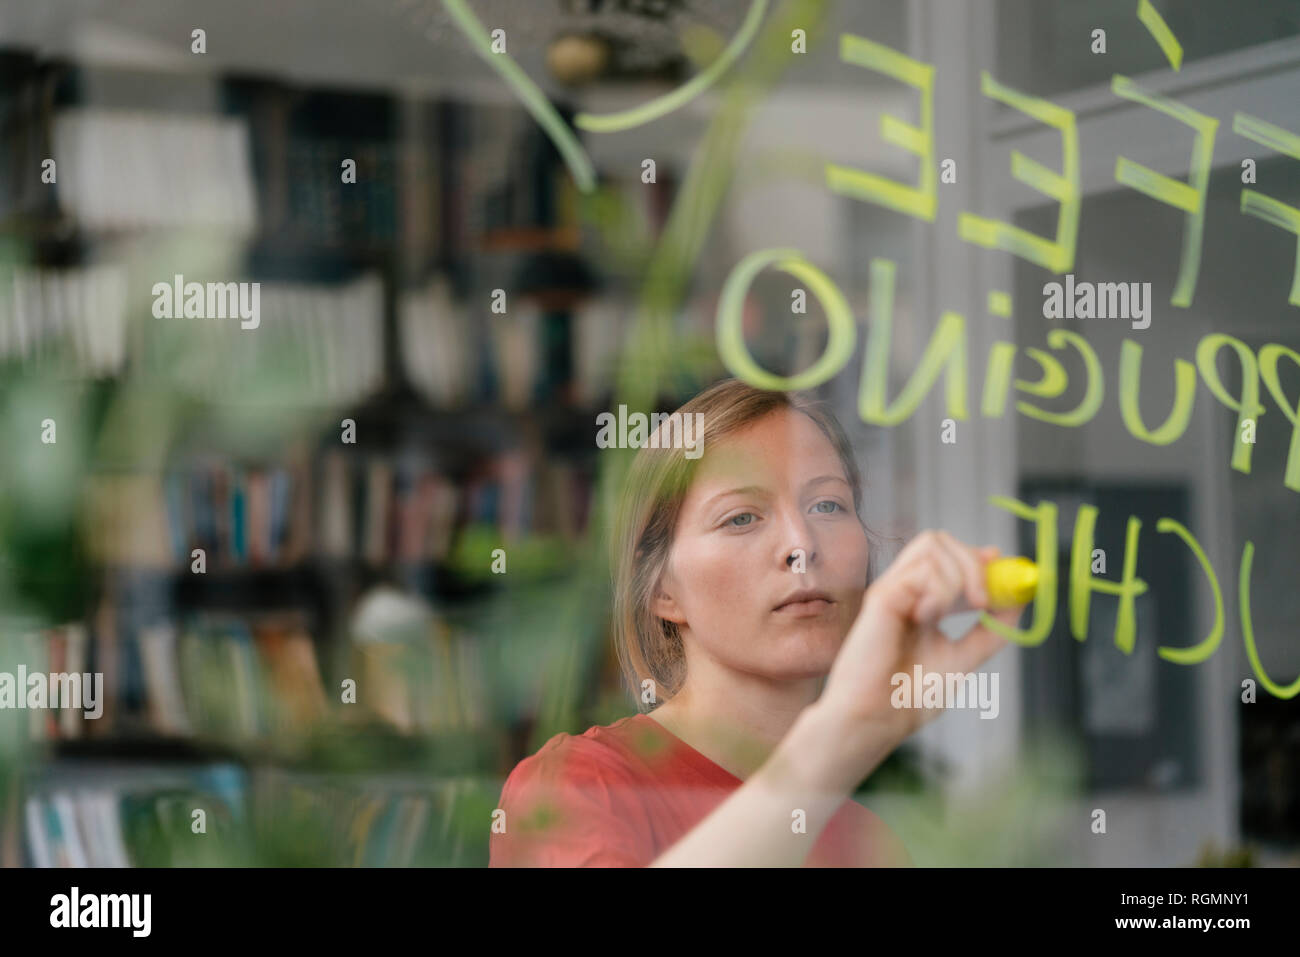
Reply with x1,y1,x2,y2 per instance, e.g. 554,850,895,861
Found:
653,408,870,680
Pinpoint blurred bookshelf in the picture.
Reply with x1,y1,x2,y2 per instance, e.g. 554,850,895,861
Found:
0,44,693,867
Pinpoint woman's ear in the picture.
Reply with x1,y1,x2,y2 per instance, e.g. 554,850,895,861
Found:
652,573,687,626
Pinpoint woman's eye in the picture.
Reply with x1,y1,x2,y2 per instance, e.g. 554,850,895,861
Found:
812,500,841,514
727,512,755,527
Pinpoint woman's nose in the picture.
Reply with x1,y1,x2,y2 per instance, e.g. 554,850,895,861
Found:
781,515,816,568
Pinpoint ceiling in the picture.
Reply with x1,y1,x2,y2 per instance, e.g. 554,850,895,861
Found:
0,0,910,102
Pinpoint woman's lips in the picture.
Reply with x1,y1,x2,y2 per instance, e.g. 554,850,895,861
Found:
773,597,835,616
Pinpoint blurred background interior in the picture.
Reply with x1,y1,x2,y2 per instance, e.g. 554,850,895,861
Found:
0,0,1297,866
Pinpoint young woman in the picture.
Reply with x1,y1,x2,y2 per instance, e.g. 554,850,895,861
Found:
490,378,1023,867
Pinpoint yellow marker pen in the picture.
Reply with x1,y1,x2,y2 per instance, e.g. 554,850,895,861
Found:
985,556,1039,609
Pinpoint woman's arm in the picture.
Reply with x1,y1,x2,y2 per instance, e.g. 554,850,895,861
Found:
650,530,1021,867
648,699,894,867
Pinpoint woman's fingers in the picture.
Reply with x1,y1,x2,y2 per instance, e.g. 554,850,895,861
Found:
870,548,949,626
935,530,989,611
828,533,1024,736
915,535,966,624
871,530,1014,630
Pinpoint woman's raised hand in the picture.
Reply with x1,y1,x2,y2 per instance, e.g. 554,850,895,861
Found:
818,530,1024,750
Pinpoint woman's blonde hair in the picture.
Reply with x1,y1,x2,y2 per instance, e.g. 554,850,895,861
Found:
609,378,871,710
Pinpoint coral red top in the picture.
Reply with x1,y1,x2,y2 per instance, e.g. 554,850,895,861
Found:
489,713,911,867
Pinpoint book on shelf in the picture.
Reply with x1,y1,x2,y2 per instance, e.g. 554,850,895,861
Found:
137,623,191,737
94,444,473,572
461,452,594,551
136,272,384,407
319,450,352,559
477,106,568,238
402,278,626,411
486,301,542,411
173,613,328,744
496,449,531,545
86,456,314,572
461,103,517,243
349,589,488,735
317,449,465,567
284,136,397,248
7,610,328,746
258,771,480,866
51,108,258,233
0,265,129,377
0,625,92,743
24,767,246,867
572,295,624,407
11,599,499,745
363,458,394,567
399,126,440,264
398,275,471,407
254,617,329,735
85,439,595,581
